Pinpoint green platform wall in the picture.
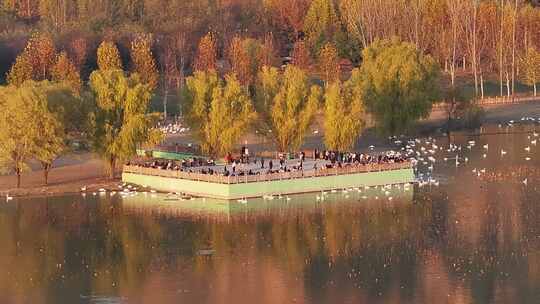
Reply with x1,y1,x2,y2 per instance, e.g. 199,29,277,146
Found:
123,168,415,200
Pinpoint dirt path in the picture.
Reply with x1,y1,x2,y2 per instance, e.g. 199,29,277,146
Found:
0,154,122,197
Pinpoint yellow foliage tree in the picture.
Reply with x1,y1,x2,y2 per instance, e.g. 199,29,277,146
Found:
6,53,33,87
318,42,340,84
0,81,70,187
323,73,366,151
183,71,255,157
89,69,162,178
255,65,321,152
97,41,123,71
520,47,539,96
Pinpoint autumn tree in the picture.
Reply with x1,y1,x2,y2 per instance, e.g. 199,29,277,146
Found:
228,36,252,86
303,0,341,54
323,74,366,151
254,65,321,152
51,52,81,94
259,34,279,68
291,40,312,71
6,53,33,86
7,32,56,85
182,71,255,156
89,69,163,178
228,36,274,86
0,81,70,187
318,43,340,84
68,36,87,70
520,47,540,96
356,38,440,135
264,0,310,39
205,74,256,156
194,32,217,72
130,34,159,91
97,41,123,71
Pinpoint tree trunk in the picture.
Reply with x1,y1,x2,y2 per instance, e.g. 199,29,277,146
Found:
480,73,484,99
41,162,51,185
163,89,168,120
44,168,49,185
534,83,537,97
109,156,116,179
499,0,504,97
505,71,511,97
472,1,478,96
511,0,517,101
16,167,21,188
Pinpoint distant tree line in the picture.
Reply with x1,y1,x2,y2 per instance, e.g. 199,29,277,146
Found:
0,0,538,98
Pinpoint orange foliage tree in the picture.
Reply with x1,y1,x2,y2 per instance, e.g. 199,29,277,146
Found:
194,32,217,72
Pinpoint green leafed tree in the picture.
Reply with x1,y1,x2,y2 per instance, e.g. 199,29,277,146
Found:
205,74,256,156
520,47,539,97
323,73,366,151
97,41,123,71
254,65,321,152
89,69,163,178
355,38,440,135
183,71,255,157
0,81,70,187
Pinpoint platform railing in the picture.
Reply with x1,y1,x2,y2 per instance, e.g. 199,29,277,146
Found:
123,161,412,185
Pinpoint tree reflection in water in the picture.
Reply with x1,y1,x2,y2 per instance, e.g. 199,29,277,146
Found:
0,126,539,304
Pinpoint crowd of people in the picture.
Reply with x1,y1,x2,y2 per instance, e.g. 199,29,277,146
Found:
126,148,409,179
127,157,216,172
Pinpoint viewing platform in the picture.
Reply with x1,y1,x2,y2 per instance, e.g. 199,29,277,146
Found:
122,161,415,200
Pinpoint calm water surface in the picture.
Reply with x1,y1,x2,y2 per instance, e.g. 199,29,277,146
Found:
1,124,539,304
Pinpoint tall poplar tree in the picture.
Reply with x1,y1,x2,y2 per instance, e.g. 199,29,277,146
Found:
97,41,123,71
89,69,162,178
254,65,321,152
323,72,366,151
318,42,340,84
130,34,158,91
182,71,255,156
520,47,539,96
51,52,81,94
194,32,217,72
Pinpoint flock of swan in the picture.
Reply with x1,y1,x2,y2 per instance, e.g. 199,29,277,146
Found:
4,117,537,203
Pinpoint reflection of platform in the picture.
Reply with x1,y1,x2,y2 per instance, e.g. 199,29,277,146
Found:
120,186,414,218
122,164,415,200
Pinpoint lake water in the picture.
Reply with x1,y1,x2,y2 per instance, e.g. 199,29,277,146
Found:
1,123,539,304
